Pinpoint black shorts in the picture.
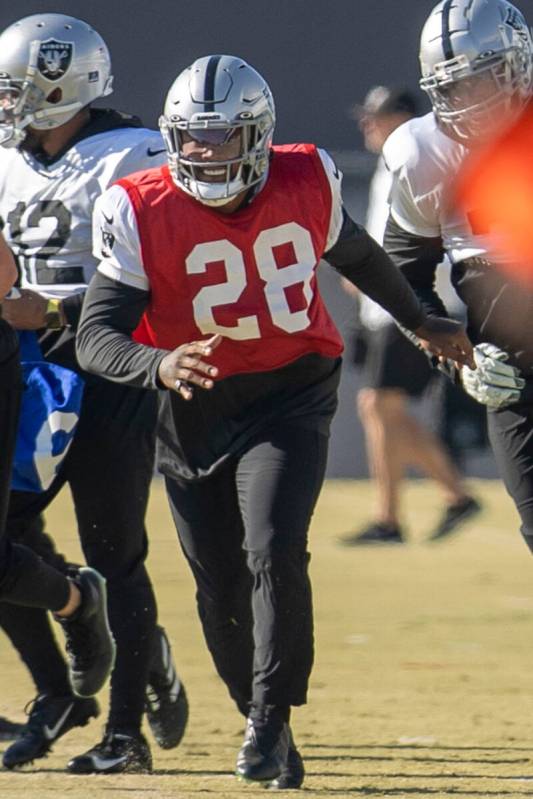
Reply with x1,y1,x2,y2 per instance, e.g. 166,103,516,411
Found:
358,323,434,397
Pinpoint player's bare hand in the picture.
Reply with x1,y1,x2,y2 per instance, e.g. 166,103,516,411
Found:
414,316,475,370
158,334,222,400
1,289,48,329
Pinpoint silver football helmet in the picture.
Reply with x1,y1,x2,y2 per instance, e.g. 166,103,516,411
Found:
419,0,533,143
0,13,113,147
159,55,276,206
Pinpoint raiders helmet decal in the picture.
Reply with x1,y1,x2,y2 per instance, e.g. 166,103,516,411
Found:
37,39,74,82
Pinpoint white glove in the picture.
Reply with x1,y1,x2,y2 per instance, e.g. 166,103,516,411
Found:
461,343,525,409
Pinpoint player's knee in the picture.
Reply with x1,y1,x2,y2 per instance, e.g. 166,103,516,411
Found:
197,590,250,633
358,387,404,421
246,544,309,581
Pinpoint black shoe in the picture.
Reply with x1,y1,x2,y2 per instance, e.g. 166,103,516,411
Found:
56,567,116,697
2,694,99,769
236,711,290,783
268,728,305,789
0,716,24,741
338,522,405,547
67,730,153,774
146,625,189,749
428,496,481,542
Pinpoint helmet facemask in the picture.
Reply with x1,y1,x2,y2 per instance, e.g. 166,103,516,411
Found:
420,2,533,146
422,48,530,143
0,39,63,147
0,78,43,147
159,55,276,207
161,112,273,207
0,76,83,148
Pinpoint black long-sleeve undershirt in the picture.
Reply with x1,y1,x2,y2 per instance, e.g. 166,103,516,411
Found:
383,214,448,318
324,211,426,330
77,274,162,389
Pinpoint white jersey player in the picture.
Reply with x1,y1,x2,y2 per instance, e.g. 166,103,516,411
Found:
0,125,165,300
384,0,533,380
384,1,533,562
384,111,503,268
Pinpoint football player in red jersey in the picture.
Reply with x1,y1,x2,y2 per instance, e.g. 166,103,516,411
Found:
77,54,473,789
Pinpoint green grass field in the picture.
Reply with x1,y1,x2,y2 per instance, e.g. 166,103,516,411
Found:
1,478,533,798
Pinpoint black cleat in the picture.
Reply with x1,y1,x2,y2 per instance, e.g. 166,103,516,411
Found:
2,694,99,769
268,727,305,789
67,730,152,774
0,716,24,741
56,567,116,697
236,711,290,784
338,522,405,547
146,625,189,749
428,496,481,542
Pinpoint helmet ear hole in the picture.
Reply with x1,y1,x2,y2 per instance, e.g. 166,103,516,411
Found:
46,87,62,105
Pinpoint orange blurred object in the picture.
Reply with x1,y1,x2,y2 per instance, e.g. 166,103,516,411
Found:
457,104,533,284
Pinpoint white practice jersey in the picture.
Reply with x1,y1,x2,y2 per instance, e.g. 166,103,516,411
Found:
383,112,502,265
0,126,167,300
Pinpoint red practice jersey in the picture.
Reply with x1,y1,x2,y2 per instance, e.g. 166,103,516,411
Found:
95,144,344,380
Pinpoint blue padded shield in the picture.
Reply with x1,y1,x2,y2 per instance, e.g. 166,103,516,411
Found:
12,331,84,493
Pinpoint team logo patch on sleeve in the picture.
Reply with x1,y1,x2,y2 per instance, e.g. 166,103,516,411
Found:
101,228,115,258
37,39,73,81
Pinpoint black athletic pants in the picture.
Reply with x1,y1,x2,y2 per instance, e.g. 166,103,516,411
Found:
2,378,158,731
0,513,75,697
165,422,329,717
0,332,70,611
487,402,533,549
